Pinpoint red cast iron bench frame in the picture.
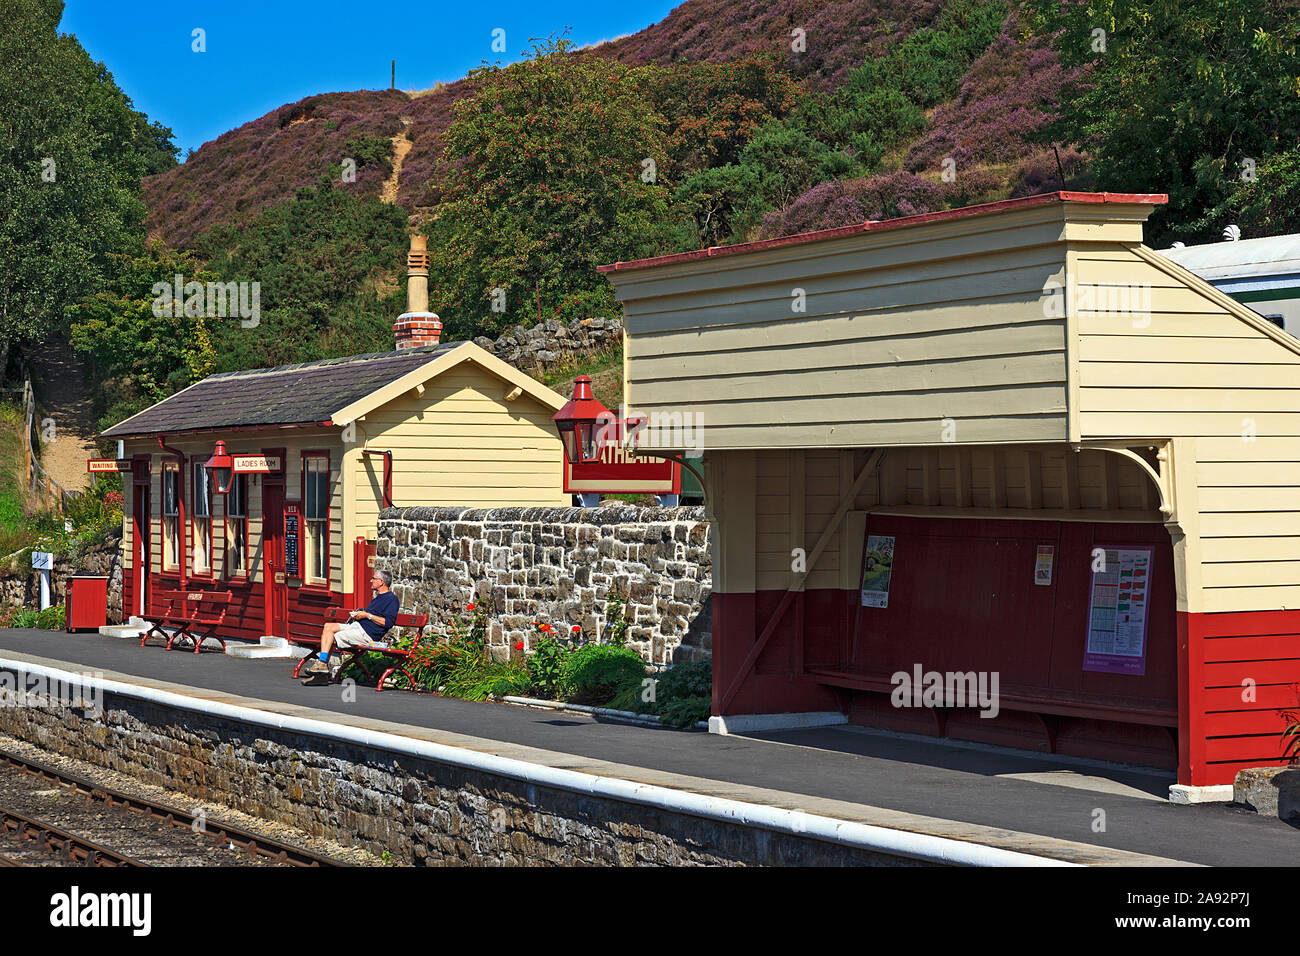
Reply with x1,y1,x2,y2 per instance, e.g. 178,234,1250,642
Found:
291,607,429,691
140,589,233,654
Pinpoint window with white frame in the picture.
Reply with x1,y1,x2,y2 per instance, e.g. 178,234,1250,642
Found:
192,462,211,573
303,456,328,585
162,463,180,571
226,474,248,577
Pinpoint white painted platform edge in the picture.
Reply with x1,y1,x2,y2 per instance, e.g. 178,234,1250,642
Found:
710,712,849,735
1169,784,1234,805
0,655,1074,868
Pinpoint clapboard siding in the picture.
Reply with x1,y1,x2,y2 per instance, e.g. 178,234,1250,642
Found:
615,217,1072,450
348,370,566,539
1074,245,1300,614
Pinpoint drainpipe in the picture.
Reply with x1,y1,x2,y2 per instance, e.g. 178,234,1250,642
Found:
362,449,394,508
158,436,186,589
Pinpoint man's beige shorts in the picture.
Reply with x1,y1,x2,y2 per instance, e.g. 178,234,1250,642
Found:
333,620,383,649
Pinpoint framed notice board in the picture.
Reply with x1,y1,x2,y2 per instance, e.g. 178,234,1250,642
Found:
1083,545,1153,675
283,503,301,580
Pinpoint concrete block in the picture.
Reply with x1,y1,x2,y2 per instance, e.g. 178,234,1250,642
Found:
1168,784,1234,805
709,711,848,735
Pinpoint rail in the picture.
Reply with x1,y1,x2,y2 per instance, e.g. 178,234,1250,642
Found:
0,748,347,867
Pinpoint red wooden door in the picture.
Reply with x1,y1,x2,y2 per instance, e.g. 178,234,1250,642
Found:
263,482,288,637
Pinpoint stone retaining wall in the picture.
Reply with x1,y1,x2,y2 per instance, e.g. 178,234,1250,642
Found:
378,506,710,666
0,532,123,623
0,687,919,866
472,316,622,375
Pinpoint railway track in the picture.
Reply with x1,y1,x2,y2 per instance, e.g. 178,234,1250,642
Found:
1,807,143,867
0,749,346,867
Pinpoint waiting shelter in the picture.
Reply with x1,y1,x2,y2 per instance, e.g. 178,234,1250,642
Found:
601,191,1300,789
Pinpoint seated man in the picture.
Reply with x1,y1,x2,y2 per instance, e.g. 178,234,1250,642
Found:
301,569,400,685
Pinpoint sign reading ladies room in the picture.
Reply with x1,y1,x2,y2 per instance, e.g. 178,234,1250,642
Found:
1083,546,1153,675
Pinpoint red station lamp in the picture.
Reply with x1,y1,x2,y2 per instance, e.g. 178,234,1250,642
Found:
205,440,235,494
553,376,613,464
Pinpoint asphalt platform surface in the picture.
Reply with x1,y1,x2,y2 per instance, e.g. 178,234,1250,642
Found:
0,627,1295,866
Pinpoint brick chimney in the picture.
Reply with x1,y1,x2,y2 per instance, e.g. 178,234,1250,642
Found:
394,235,442,350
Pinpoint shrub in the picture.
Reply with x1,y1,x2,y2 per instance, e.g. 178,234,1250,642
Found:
660,697,711,728
7,607,40,629
560,644,647,705
526,636,572,700
609,659,712,726
36,605,64,630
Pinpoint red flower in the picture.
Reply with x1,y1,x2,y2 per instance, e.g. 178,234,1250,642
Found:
570,625,581,634
514,641,524,650
541,623,553,633
467,603,476,611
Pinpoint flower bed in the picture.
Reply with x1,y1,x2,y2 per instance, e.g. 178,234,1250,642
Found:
345,598,711,727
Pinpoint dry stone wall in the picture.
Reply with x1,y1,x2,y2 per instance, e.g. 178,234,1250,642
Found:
471,316,622,374
378,506,710,666
1,532,123,623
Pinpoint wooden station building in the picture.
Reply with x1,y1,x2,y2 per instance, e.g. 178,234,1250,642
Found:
602,191,1300,789
100,238,567,647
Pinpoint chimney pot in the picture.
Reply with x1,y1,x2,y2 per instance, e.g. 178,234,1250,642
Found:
396,234,441,350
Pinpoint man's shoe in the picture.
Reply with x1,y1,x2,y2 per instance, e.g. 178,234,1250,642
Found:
300,658,331,685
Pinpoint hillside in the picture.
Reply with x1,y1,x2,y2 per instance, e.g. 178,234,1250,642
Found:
142,0,1078,249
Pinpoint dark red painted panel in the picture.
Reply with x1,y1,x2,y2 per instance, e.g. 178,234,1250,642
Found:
845,516,1177,712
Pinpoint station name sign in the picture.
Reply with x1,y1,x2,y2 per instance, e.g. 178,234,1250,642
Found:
233,454,282,473
563,443,680,494
87,458,132,473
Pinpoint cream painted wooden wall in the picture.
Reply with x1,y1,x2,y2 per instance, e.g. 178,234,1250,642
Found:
345,365,567,546
708,444,1161,595
1073,243,1300,614
612,206,1135,450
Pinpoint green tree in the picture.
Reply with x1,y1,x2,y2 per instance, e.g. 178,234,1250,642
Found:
1191,145,1300,240
69,242,217,427
425,38,676,337
0,0,178,372
1024,0,1300,243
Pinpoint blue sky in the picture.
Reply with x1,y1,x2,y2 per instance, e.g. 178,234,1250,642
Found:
60,0,678,157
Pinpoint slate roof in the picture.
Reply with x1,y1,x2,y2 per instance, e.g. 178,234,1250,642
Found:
101,343,458,438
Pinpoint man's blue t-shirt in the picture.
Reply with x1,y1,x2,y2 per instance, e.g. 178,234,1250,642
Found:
360,592,400,640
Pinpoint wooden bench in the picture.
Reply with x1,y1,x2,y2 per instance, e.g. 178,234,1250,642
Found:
291,607,429,691
140,589,234,654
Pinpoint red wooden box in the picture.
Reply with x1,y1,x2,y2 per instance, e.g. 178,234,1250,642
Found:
65,575,108,632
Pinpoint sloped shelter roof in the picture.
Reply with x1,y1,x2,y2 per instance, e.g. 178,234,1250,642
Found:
101,340,565,439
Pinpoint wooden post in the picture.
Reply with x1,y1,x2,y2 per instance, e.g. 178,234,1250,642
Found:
391,59,395,90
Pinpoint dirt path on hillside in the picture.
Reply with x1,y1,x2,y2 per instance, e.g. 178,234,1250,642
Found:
381,118,413,205
26,336,98,493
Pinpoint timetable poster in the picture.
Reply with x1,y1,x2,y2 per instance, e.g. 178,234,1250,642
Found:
1083,546,1153,675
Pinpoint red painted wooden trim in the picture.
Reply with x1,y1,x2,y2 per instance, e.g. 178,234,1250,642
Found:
1195,608,1300,638
597,191,1168,273
1177,611,1194,786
